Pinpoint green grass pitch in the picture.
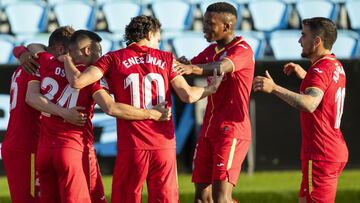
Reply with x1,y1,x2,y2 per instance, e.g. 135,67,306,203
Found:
1,170,359,202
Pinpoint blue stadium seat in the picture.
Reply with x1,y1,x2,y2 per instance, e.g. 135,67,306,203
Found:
102,1,142,34
200,0,242,29
152,0,193,32
296,0,339,22
4,1,48,36
346,1,360,33
236,30,266,59
269,30,302,60
332,30,360,59
21,33,51,46
0,34,16,64
96,31,121,54
170,32,210,59
248,0,289,34
53,1,96,30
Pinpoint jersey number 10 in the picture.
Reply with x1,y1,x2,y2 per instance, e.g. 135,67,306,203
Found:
125,73,165,109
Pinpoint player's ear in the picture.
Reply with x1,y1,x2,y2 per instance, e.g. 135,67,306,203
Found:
84,45,91,56
145,31,152,41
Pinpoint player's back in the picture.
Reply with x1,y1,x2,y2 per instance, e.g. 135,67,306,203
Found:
2,67,41,152
36,52,100,151
95,43,178,150
300,54,348,162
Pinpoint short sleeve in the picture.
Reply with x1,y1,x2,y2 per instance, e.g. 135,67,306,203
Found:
304,65,330,92
224,42,254,72
190,45,214,64
28,52,52,81
91,81,104,95
94,53,113,75
169,54,180,81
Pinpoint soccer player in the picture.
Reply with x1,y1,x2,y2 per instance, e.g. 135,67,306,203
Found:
253,17,348,203
62,15,224,202
1,26,87,203
25,29,170,203
174,2,254,202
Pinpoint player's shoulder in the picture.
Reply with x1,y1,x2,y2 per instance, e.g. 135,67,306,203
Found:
231,36,252,51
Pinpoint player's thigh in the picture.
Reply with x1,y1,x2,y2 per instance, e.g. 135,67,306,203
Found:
54,148,91,203
37,148,60,203
1,149,39,203
311,161,346,203
112,150,150,203
147,149,178,203
299,160,346,203
192,136,213,184
212,138,250,185
87,148,106,203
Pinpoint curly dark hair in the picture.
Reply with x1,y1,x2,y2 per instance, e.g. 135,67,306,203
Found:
206,2,237,18
124,15,161,45
48,26,75,48
302,17,337,50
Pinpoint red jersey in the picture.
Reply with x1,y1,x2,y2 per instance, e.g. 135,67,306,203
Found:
300,54,348,162
191,36,255,140
2,67,41,152
94,43,178,150
33,52,102,152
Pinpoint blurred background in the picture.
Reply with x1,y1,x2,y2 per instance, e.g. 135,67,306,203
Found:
0,0,359,175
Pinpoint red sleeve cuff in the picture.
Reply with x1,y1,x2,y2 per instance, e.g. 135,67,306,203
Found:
13,46,28,59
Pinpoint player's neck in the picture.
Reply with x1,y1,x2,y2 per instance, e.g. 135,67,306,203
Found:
310,49,331,64
216,34,236,50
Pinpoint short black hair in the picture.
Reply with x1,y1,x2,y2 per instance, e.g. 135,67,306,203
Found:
125,15,161,44
69,29,102,45
302,17,337,50
48,26,75,48
206,2,237,18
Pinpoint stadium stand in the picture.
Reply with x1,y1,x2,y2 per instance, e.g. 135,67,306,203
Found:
345,0,360,33
0,34,15,64
53,1,96,30
296,0,339,22
0,0,359,62
269,29,302,60
101,1,143,34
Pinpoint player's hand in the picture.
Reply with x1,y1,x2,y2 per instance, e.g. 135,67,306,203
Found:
59,106,88,126
207,69,224,93
283,62,307,79
19,51,39,74
176,56,190,65
151,101,172,121
57,54,71,62
253,70,277,94
174,64,194,75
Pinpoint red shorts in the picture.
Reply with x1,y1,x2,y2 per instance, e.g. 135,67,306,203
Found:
88,148,107,203
112,149,178,203
37,147,105,203
192,135,250,185
299,160,346,203
1,149,40,203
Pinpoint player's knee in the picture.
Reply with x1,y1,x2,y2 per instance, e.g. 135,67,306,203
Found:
212,191,232,203
194,190,212,203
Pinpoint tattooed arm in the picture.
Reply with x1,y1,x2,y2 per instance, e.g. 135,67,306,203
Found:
253,70,324,113
272,86,324,112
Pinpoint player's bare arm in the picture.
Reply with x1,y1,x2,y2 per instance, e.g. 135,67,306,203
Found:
174,58,233,76
93,90,171,121
253,71,324,112
176,56,191,65
283,62,307,79
13,46,39,74
27,43,47,55
25,81,87,126
62,54,103,89
171,69,224,103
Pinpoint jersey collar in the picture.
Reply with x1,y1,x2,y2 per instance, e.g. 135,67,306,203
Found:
127,43,150,53
214,36,244,54
311,53,336,67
